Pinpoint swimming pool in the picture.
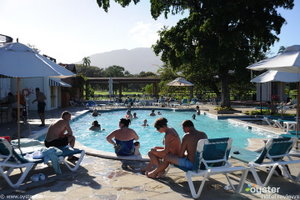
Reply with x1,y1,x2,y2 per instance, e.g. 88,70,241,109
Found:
71,109,274,155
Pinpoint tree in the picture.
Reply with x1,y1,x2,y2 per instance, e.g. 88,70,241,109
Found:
124,70,133,77
96,0,294,107
82,57,91,67
103,65,126,77
138,71,157,77
76,64,104,77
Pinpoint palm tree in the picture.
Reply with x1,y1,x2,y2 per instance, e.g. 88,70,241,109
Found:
82,57,91,66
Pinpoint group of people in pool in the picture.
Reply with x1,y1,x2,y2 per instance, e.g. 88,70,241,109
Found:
44,108,207,178
89,109,161,132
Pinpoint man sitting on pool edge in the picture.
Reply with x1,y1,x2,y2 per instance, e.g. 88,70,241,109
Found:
165,120,208,171
44,111,78,161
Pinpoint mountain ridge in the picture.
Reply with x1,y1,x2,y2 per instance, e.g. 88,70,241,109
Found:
77,47,163,73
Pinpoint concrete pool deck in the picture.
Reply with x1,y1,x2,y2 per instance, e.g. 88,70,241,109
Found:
1,105,300,199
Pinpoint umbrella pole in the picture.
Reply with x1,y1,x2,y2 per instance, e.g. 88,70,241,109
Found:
260,83,262,115
296,82,300,149
16,78,21,150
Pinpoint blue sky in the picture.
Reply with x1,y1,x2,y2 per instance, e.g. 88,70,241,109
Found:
0,0,299,64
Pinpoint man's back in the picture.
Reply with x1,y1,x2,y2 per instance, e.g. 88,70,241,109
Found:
46,119,67,142
183,131,207,163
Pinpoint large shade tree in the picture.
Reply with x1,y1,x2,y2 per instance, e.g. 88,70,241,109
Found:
96,0,294,107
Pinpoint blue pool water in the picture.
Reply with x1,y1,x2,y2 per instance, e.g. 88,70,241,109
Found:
71,109,274,155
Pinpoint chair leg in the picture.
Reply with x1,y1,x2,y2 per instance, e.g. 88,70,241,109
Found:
0,163,34,188
61,150,85,172
249,166,264,186
186,172,209,199
278,165,293,179
224,173,236,190
250,164,278,187
237,169,249,193
296,171,300,182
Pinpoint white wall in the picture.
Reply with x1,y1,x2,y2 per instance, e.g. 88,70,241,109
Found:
10,77,63,111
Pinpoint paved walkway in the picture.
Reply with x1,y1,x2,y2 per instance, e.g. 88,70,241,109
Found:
1,105,300,200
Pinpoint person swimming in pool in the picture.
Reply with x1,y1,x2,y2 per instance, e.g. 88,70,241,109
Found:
192,114,196,120
145,117,181,178
125,110,133,120
106,118,139,156
165,120,207,171
142,119,149,127
92,109,100,117
195,106,200,115
89,120,102,131
150,109,156,116
134,141,141,156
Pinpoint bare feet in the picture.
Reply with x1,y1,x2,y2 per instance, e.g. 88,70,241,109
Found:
142,163,157,173
146,170,158,179
156,170,167,178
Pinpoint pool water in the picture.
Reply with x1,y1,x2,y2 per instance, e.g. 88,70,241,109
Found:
71,110,274,155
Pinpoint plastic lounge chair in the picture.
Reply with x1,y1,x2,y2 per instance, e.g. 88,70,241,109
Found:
86,100,97,109
175,138,249,199
0,138,85,188
281,132,300,139
0,138,38,188
262,116,275,126
231,137,299,187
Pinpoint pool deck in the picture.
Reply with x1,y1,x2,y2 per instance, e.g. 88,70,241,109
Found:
1,105,300,200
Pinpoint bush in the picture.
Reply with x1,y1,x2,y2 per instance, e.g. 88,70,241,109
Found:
215,106,234,111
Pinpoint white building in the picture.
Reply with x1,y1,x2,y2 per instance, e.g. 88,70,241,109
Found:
0,77,71,111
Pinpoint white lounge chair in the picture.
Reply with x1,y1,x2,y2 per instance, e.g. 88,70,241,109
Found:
0,138,85,188
175,138,249,199
231,137,300,187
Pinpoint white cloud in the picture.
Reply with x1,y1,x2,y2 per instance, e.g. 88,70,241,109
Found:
129,21,163,47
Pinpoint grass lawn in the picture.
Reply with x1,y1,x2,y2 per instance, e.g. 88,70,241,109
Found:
94,91,144,95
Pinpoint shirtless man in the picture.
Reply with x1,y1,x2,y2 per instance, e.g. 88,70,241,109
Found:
44,111,76,157
165,120,208,170
32,88,46,127
146,117,181,178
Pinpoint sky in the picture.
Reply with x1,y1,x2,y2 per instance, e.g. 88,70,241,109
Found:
1,0,300,64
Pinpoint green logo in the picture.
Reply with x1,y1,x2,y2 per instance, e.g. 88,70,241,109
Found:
245,184,256,192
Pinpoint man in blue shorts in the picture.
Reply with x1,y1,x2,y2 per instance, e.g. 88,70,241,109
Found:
165,120,208,170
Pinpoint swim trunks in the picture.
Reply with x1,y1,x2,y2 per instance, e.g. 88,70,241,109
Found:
38,102,46,113
45,137,68,148
178,157,193,170
115,139,135,156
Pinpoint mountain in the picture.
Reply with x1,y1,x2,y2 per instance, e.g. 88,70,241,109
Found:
81,48,163,74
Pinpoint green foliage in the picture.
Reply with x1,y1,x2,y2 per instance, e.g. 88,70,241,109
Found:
103,65,126,77
96,0,294,105
82,57,91,66
84,83,95,100
143,84,153,95
245,109,271,115
138,71,158,77
215,106,234,111
76,64,104,77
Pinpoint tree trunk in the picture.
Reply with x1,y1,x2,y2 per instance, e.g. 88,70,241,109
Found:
220,74,231,107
